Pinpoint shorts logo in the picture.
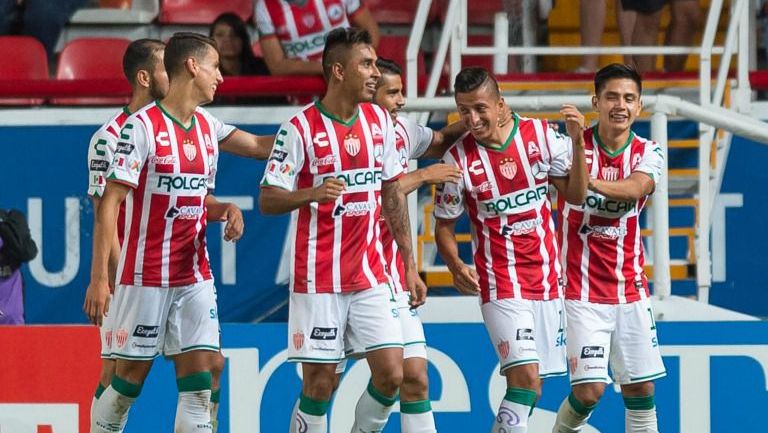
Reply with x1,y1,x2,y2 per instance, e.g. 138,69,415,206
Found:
516,328,534,341
293,331,305,350
569,356,578,374
310,327,338,340
105,329,112,347
499,157,517,180
116,328,129,348
581,346,605,358
132,325,159,338
497,340,510,359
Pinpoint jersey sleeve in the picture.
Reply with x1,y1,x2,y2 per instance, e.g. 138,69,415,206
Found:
87,128,116,198
433,150,466,220
344,0,363,16
407,118,435,159
633,140,664,185
255,0,276,36
260,121,305,191
381,111,405,182
545,120,573,178
106,118,150,188
211,114,237,143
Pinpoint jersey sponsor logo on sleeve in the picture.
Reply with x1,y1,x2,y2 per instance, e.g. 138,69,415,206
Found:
580,345,605,358
115,142,135,155
90,159,109,172
91,174,105,187
440,193,460,206
499,157,517,180
310,327,338,340
270,149,289,162
480,185,548,216
344,133,361,156
132,325,159,338
280,162,295,176
516,328,534,341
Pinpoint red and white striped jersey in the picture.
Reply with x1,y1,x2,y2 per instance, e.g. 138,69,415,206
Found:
558,126,663,304
261,101,404,294
380,115,433,293
87,107,131,246
255,0,363,61
434,115,571,304
107,102,236,288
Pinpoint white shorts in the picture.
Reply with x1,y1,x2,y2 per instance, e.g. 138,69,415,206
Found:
565,298,666,386
481,297,567,377
288,284,403,364
107,280,220,360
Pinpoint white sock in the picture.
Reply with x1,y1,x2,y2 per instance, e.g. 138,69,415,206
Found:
552,393,595,433
294,394,329,433
492,388,536,433
210,389,220,433
624,395,658,433
175,373,212,433
350,381,397,433
401,400,436,433
91,379,140,433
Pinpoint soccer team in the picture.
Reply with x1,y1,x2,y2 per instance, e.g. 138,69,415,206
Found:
84,26,666,433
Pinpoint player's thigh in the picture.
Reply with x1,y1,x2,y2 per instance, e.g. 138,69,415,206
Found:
164,280,220,357
397,291,427,360
288,291,348,364
100,292,116,359
346,284,403,356
533,297,567,378
481,298,539,376
610,298,666,385
565,299,614,385
109,284,173,361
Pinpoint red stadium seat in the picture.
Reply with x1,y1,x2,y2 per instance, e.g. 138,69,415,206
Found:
0,36,48,105
376,35,426,96
366,0,440,25
53,38,131,105
159,0,252,24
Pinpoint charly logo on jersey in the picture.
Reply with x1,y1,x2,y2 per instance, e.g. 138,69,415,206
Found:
182,138,197,161
312,132,329,148
579,224,627,240
156,131,170,147
165,205,204,220
527,141,540,156
468,160,485,176
344,133,361,156
481,185,548,216
333,201,376,217
501,216,543,236
601,165,620,181
499,157,517,180
204,134,213,152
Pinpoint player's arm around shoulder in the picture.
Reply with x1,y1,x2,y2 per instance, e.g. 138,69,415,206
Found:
219,129,276,160
589,140,662,201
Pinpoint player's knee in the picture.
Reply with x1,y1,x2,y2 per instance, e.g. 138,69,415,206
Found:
505,365,540,392
572,383,606,407
303,374,336,400
209,353,225,377
99,361,116,388
401,368,429,400
371,365,403,396
621,380,654,397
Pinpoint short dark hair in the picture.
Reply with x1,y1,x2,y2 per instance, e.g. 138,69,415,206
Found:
321,27,373,81
453,67,500,99
376,57,401,77
164,32,218,79
122,39,164,86
594,63,642,95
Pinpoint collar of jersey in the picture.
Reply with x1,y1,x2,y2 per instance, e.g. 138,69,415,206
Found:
315,100,359,127
477,113,519,152
156,100,196,132
593,124,634,158
122,106,132,116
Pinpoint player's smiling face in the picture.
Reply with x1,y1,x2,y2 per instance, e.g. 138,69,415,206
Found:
455,83,504,143
195,45,224,104
374,73,405,121
343,44,380,103
593,78,642,133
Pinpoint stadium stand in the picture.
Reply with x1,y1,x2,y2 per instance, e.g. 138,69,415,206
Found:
0,36,48,106
53,38,131,105
158,0,253,24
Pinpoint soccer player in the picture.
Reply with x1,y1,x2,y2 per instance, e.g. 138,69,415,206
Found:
551,64,666,433
433,67,588,433
84,32,265,433
259,28,426,433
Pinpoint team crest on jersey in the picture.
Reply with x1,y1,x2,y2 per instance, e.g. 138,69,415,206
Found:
302,14,316,27
116,328,128,348
497,340,510,359
499,158,517,180
527,141,540,156
292,331,305,350
344,133,361,156
601,165,619,181
182,138,197,161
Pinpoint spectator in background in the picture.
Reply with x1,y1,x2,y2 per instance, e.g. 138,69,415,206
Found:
0,0,88,61
209,12,286,104
577,0,637,72
255,0,380,76
0,209,38,325
624,0,701,73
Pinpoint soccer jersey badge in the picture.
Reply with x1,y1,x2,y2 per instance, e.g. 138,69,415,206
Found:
293,331,305,350
182,138,197,161
601,165,619,181
116,328,129,348
499,157,517,180
344,133,361,156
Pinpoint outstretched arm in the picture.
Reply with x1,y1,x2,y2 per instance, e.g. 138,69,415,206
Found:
420,121,468,159
397,163,462,195
259,178,345,215
219,130,276,160
589,172,655,201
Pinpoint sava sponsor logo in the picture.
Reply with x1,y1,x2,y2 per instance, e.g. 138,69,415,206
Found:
90,160,109,171
322,169,382,189
310,327,338,340
270,149,288,162
311,155,336,167
156,175,207,192
165,206,204,220
583,195,636,214
501,216,543,236
115,142,135,155
149,155,177,165
133,324,159,338
581,346,605,358
333,201,376,217
481,185,548,215
282,32,326,57
580,224,628,240
516,328,534,341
